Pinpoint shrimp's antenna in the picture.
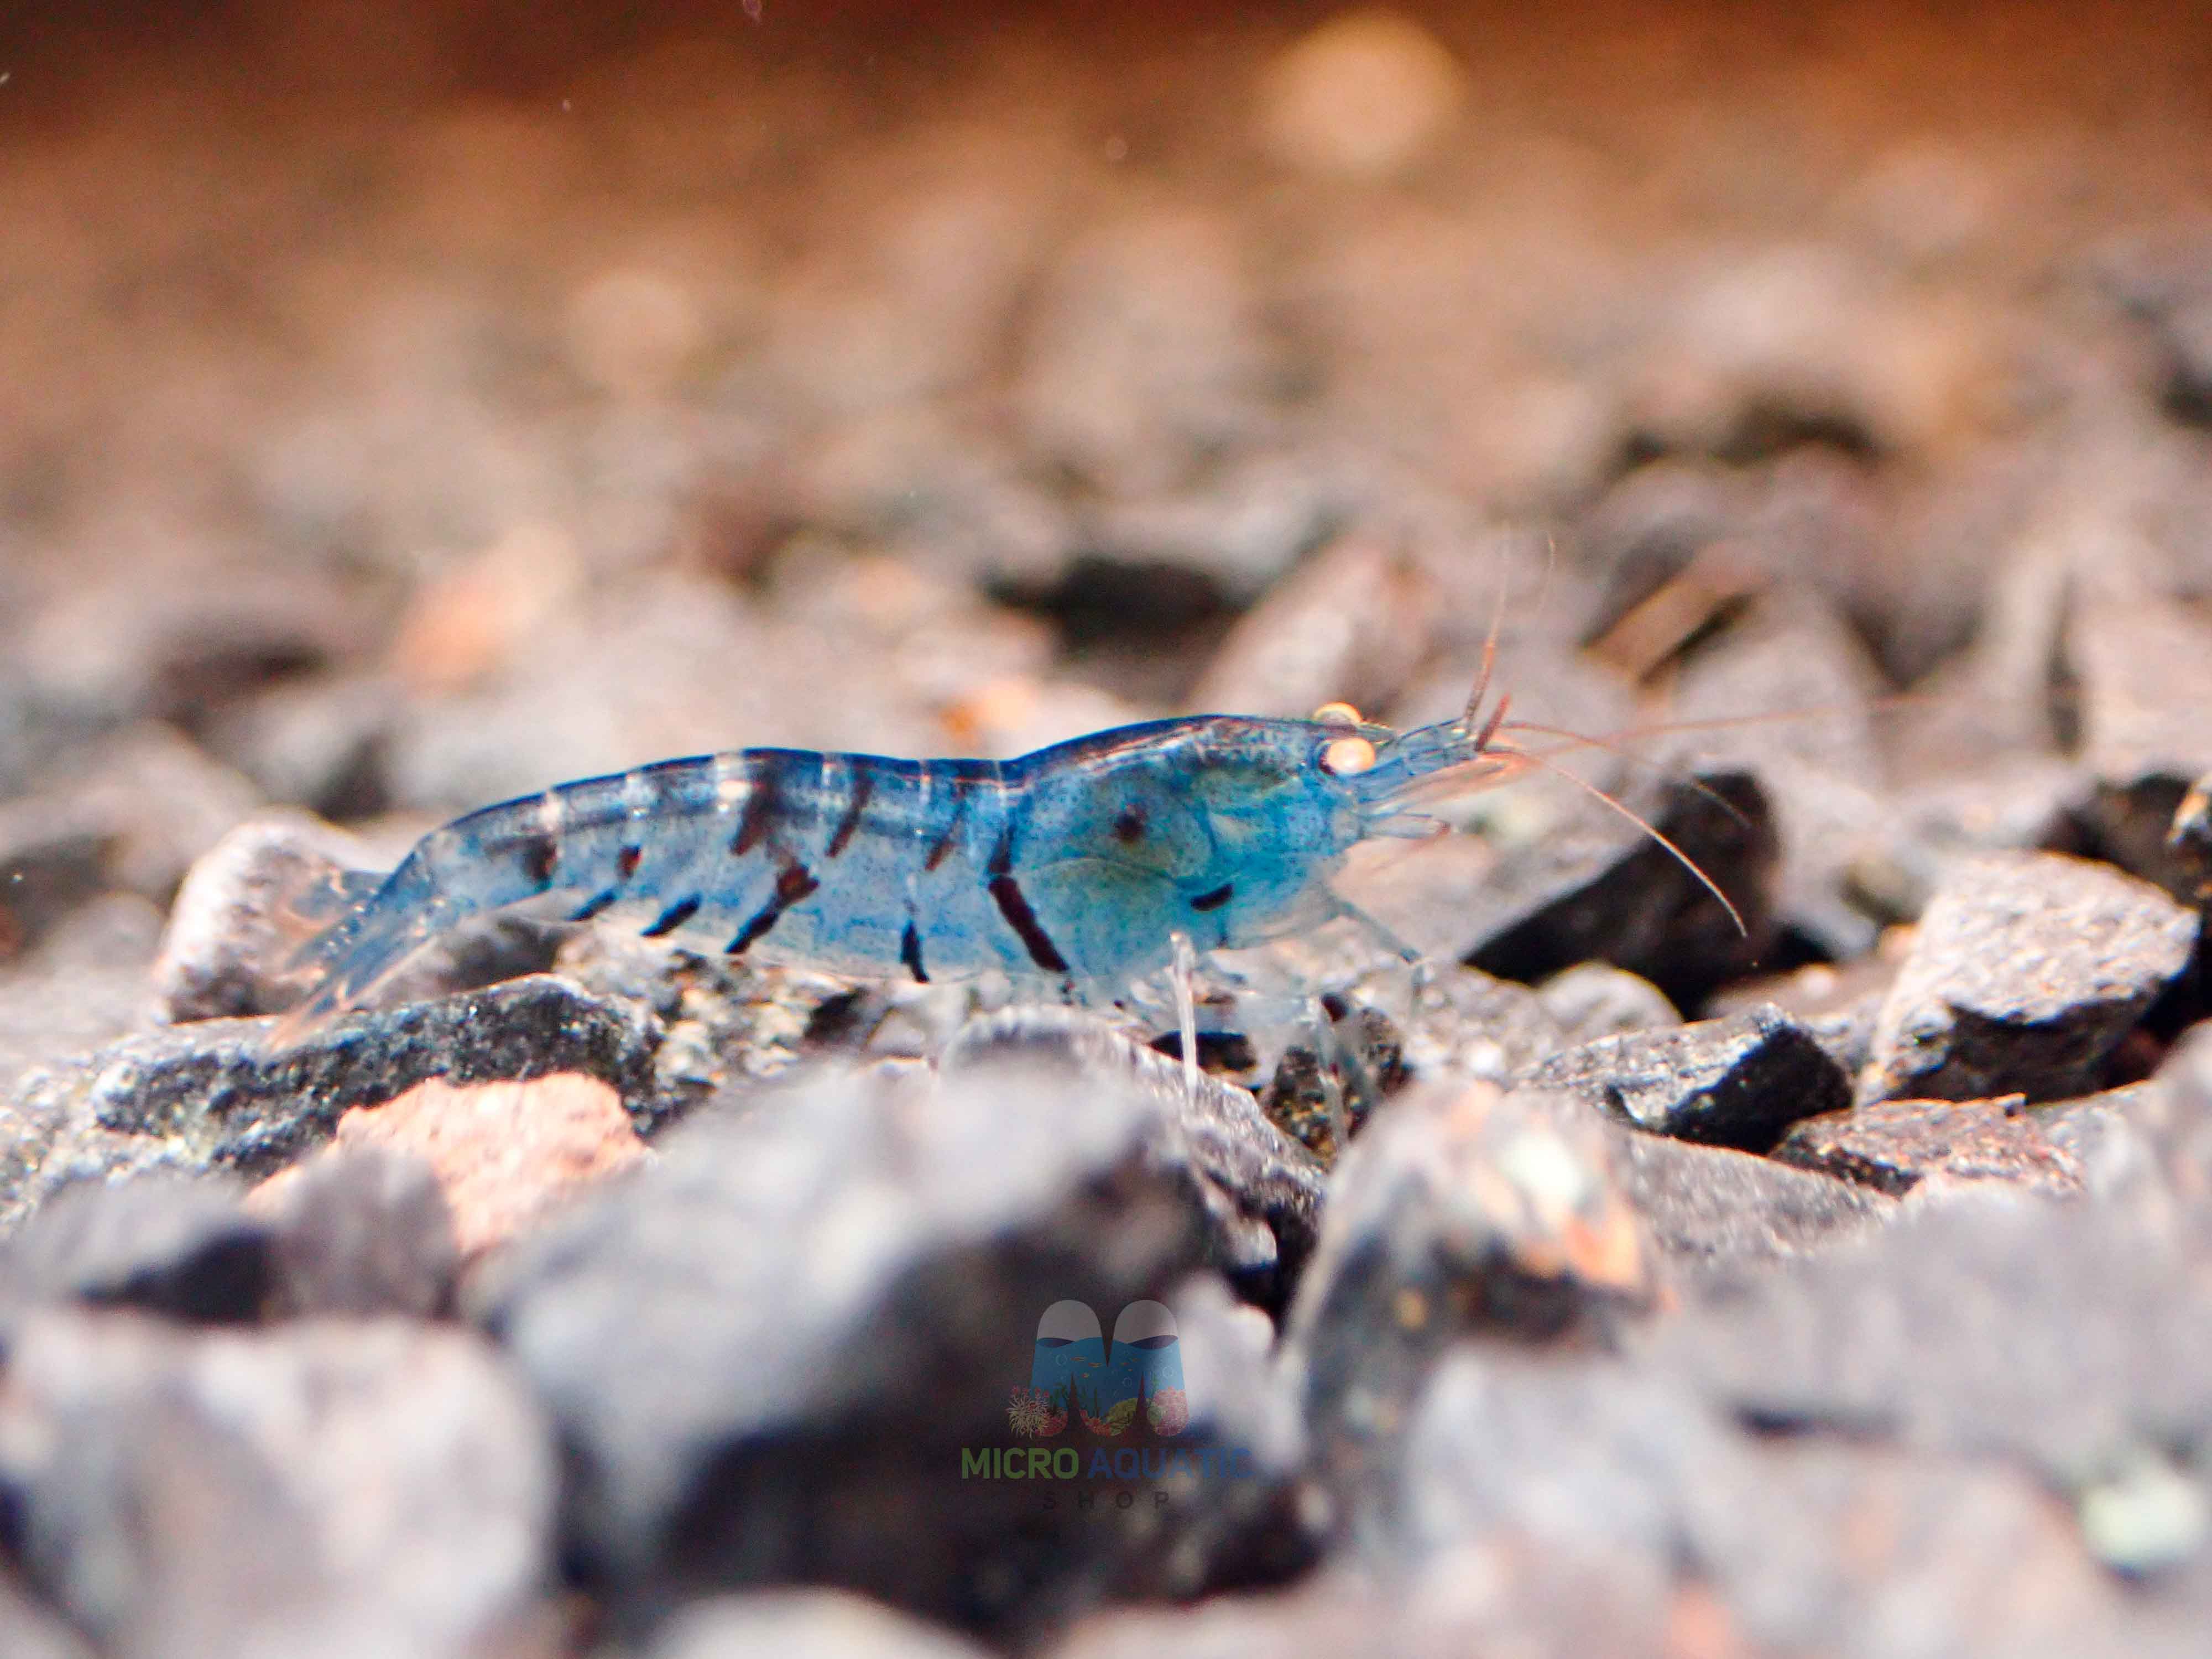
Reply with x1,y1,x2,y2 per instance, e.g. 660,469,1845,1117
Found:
1462,535,1556,750
1505,703,1878,745
1533,531,1558,632
1491,717,1756,832
1463,555,1512,731
1486,742,1750,936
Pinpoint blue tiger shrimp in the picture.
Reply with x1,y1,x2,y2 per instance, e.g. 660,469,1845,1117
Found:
276,653,1735,1047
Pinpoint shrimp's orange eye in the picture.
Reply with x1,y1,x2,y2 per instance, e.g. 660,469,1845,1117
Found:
1312,701,1362,727
1321,735,1377,776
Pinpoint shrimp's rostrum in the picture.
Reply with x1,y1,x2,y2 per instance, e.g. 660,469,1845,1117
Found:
280,676,1569,1036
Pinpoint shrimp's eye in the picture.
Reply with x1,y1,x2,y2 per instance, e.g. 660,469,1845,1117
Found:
1313,701,1363,727
1319,735,1376,776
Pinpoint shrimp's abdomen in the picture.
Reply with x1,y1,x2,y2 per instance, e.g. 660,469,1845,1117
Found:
284,748,1036,1032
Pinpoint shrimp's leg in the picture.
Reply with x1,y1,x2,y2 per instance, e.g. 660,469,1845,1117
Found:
1327,894,1432,994
1170,928,1200,1106
1306,993,1354,1155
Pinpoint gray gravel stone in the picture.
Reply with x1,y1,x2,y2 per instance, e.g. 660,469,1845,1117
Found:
0,1172,272,1327
1185,530,1433,721
1657,592,1893,962
2122,1031,2212,1214
2067,597,2212,899
1281,1082,1651,1498
0,1570,95,1659
2038,1083,2164,1207
3,974,660,1228
1701,1437,2162,1659
941,1008,1327,1300
0,724,262,923
1,1062,206,1237
1858,852,2198,1105
470,1026,1316,1641
1775,1095,2083,1198
643,1589,991,1659
1,1147,456,1326
150,811,387,1022
1845,755,2086,924
1366,960,1569,1093
1597,1128,1898,1266
1646,1192,2212,1482
0,818,108,961
0,1310,555,1659
1522,1001,1850,1151
557,927,870,1113
1803,988,1886,1076
1,894,162,1114
15,571,369,734
254,1144,460,1320
1533,962,1679,1043
1045,1541,1677,1659
201,670,397,821
1382,1349,1745,1570
1384,1347,2180,1659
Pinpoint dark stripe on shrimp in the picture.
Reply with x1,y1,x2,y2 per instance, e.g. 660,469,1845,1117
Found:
826,765,874,859
985,821,1067,971
617,844,642,880
571,888,619,922
1190,882,1233,912
513,832,559,889
987,821,1017,879
900,920,930,983
923,785,965,872
641,895,700,937
726,860,819,956
731,754,786,858
989,875,1070,973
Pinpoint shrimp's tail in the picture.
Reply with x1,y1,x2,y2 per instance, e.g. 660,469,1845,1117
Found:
268,852,459,1045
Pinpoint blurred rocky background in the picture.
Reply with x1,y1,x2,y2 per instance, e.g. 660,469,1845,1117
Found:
5,2,2212,1655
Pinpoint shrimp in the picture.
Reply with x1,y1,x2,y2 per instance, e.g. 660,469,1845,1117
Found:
273,655,1735,1041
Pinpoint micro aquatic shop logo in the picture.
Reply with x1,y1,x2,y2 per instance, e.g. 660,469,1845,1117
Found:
1017,1298,1189,1440
959,1300,1255,1490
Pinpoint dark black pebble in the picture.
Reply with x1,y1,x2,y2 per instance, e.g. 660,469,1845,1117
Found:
1522,1001,1851,1152
1459,770,1782,1012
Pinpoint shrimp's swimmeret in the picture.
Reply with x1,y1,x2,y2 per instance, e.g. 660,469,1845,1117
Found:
278,669,1723,1037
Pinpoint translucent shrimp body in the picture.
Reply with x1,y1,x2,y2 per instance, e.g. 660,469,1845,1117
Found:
279,706,1506,1036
